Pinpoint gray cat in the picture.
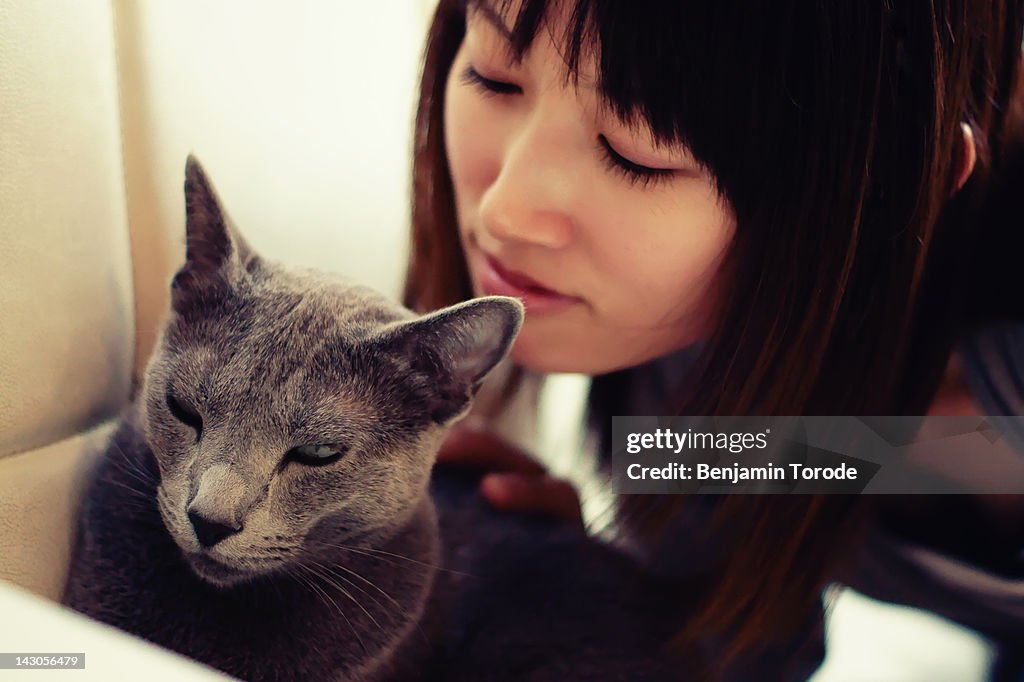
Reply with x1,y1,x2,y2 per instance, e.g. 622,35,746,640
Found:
62,158,690,682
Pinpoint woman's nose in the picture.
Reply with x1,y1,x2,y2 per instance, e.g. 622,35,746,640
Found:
478,119,577,250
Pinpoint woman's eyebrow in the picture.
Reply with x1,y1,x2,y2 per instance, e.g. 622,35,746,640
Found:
469,4,515,41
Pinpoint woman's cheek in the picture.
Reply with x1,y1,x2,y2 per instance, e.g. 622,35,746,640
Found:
445,85,501,205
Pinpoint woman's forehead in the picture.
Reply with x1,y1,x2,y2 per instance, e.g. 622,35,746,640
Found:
463,0,697,148
466,1,516,41
466,0,592,61
466,1,602,88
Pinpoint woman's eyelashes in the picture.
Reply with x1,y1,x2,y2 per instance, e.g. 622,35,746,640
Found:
597,135,675,188
166,392,203,442
461,64,522,96
461,64,675,188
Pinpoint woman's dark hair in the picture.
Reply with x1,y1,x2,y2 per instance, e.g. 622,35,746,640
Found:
405,0,1024,675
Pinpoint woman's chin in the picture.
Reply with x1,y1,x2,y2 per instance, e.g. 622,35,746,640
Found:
509,327,603,374
509,323,698,375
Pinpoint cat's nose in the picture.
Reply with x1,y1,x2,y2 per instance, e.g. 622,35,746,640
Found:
188,510,242,548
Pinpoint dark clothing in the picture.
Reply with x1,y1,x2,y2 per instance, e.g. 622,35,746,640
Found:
851,323,1024,640
962,323,1024,458
601,323,1024,679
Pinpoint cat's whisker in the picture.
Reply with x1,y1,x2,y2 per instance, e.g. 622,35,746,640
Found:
313,541,478,579
304,562,386,636
314,559,435,647
104,502,160,524
309,541,414,570
294,565,369,656
307,560,401,629
293,569,354,642
107,454,151,488
354,547,479,579
107,483,150,503
119,499,160,517
108,440,157,488
311,558,404,614
293,568,355,637
104,477,157,506
109,461,155,492
105,482,154,509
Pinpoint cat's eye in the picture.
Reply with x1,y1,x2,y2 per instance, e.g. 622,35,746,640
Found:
166,392,203,441
286,444,348,467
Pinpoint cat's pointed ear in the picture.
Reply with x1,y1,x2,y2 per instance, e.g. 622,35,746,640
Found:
383,297,524,424
172,155,258,312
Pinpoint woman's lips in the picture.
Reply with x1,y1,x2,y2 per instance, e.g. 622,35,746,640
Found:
476,253,581,315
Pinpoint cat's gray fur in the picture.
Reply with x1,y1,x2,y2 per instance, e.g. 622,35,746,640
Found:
62,157,691,682
63,155,522,680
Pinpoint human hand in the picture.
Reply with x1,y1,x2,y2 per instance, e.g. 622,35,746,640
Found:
437,419,583,524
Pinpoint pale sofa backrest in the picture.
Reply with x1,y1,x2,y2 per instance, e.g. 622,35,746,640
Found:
0,0,134,596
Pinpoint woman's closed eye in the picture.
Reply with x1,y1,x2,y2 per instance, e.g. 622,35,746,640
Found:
460,64,522,96
460,63,677,189
597,135,676,188
460,64,675,188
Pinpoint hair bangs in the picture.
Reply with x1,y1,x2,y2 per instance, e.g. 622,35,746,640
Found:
463,1,810,198
467,1,706,147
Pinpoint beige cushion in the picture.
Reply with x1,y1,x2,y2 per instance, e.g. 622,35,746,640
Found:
0,422,115,599
0,0,133,595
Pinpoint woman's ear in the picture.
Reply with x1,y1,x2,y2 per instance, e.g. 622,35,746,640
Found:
954,121,977,193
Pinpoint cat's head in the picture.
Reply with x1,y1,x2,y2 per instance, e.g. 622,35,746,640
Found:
139,156,522,587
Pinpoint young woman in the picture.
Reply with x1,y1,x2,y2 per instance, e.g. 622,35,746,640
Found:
404,0,1024,677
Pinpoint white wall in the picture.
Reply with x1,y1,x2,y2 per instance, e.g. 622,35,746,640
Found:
113,1,430,366
0,0,134,454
